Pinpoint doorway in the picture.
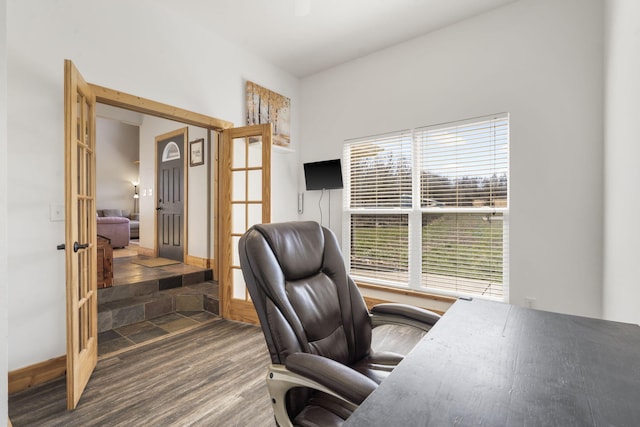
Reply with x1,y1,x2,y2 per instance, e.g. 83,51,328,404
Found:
64,60,232,409
64,60,272,409
95,106,212,265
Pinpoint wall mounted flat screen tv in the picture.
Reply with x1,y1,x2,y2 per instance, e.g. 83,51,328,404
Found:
304,159,344,190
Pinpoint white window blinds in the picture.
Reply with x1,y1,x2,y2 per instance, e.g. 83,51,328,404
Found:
347,131,413,209
344,114,509,300
417,115,508,299
417,116,508,209
349,214,409,284
345,131,412,285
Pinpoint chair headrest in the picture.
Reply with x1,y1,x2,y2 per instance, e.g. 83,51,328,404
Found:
253,221,325,280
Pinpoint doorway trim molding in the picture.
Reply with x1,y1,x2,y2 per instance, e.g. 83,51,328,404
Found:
89,84,233,130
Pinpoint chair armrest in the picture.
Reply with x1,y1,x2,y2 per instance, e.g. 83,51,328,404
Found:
285,352,377,405
370,303,441,331
266,362,367,427
129,213,140,221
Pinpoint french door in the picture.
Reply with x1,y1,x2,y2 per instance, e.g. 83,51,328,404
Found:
220,124,272,324
63,59,98,410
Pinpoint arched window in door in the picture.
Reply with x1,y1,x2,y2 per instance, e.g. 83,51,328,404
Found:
162,141,181,162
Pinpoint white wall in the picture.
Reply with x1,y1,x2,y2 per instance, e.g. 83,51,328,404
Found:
137,116,210,258
96,118,140,212
184,127,211,260
6,0,300,370
300,0,604,318
1,0,9,421
603,0,640,324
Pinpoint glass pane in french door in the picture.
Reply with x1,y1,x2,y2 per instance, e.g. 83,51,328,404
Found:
230,135,264,302
76,92,95,354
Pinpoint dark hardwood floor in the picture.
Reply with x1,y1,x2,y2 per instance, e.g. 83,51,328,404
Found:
9,319,275,427
9,320,424,427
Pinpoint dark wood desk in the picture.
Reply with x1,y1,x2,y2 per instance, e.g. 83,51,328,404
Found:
345,299,640,426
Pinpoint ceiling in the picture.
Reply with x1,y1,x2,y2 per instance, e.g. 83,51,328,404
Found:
154,0,518,78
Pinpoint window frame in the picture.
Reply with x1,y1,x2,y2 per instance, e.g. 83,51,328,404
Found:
343,113,509,302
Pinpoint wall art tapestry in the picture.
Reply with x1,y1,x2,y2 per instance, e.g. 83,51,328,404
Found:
246,81,291,147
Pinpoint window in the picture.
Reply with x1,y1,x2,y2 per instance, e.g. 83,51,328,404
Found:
162,141,181,162
344,114,509,300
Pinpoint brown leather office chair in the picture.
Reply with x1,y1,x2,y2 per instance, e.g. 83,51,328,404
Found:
239,221,441,427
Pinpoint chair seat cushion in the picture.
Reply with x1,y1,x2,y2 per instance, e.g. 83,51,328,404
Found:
351,351,404,384
293,392,353,427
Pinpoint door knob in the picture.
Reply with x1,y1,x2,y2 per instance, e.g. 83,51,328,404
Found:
73,242,89,253
156,207,163,211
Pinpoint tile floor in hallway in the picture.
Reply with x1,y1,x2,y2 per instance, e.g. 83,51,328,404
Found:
98,310,218,356
99,243,219,357
112,253,211,286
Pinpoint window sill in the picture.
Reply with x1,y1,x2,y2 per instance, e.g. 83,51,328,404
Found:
355,281,457,315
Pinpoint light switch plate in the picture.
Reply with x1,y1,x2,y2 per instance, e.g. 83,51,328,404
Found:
50,203,65,222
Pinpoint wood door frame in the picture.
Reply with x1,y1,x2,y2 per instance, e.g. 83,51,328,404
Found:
90,84,233,276
90,84,233,129
154,127,189,261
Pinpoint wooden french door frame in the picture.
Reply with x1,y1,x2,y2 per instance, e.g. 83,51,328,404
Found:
63,59,234,409
63,60,98,410
220,123,272,324
154,127,188,261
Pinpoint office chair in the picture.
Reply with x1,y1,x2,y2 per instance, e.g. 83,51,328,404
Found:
239,221,441,427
